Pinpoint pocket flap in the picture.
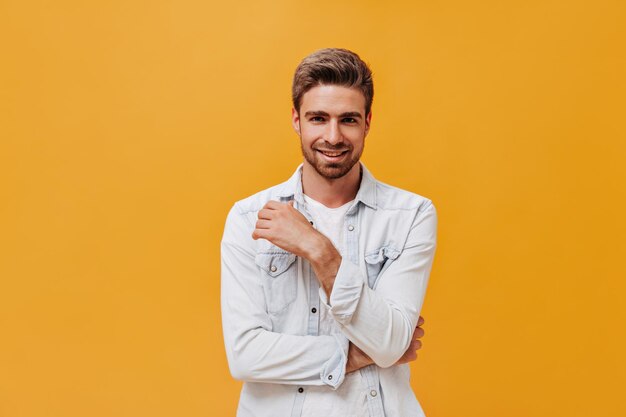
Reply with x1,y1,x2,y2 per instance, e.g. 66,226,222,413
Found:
255,252,297,277
364,246,400,264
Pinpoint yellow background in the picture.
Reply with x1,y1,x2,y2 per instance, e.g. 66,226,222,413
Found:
1,0,625,416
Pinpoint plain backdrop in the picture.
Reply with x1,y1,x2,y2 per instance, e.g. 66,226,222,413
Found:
1,0,625,416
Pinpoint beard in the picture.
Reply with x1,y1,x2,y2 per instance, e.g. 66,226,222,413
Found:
300,140,362,180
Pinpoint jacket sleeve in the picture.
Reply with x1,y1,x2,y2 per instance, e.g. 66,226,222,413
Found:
319,200,438,368
221,203,348,388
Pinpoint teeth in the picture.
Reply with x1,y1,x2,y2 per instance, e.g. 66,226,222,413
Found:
320,151,344,157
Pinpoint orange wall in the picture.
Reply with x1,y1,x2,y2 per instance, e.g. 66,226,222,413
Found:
1,1,625,416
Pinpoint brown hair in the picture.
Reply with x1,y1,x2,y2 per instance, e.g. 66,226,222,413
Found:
292,48,374,116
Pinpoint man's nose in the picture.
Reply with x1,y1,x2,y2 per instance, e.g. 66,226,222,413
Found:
326,120,342,144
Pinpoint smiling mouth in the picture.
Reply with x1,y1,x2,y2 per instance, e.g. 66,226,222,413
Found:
317,150,349,157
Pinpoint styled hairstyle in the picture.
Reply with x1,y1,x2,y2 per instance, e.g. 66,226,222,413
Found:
292,48,374,116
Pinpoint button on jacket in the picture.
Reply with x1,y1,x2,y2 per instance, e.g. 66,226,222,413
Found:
220,162,438,417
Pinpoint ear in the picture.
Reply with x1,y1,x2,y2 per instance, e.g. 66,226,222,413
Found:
291,108,301,135
364,110,373,137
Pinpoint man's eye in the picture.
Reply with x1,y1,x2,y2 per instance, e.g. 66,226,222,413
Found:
311,117,324,122
343,118,357,123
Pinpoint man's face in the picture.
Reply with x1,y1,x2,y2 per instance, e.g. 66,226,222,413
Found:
292,84,372,179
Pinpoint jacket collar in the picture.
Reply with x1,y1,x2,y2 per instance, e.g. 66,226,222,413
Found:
277,161,377,210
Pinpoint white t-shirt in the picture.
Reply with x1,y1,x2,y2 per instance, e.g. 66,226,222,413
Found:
301,193,369,417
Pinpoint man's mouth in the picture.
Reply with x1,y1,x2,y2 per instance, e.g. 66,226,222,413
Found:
317,149,348,157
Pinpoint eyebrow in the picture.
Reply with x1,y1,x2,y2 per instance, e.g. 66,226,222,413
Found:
304,110,363,119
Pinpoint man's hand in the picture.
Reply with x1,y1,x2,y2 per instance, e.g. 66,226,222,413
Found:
395,315,425,365
252,200,322,258
345,342,372,373
252,200,341,298
346,316,426,373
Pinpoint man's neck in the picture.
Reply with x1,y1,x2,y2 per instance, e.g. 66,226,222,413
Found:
301,161,361,208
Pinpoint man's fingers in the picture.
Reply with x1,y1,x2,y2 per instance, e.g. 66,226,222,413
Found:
257,209,275,220
412,316,425,339
251,228,270,241
255,219,272,229
396,325,425,366
263,200,285,210
414,327,425,339
397,349,417,365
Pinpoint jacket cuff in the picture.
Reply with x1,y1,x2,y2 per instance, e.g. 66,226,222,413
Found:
319,258,364,325
320,333,349,389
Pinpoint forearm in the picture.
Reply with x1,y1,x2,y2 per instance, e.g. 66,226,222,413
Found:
307,233,341,299
332,278,417,368
222,267,348,387
321,243,435,367
307,245,410,367
221,212,349,388
310,258,410,368
223,325,348,386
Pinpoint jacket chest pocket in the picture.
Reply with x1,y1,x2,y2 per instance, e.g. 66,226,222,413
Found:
255,252,298,314
364,246,400,289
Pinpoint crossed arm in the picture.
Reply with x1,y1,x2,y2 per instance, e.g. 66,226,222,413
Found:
221,199,436,386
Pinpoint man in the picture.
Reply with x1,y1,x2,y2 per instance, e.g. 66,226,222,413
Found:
221,48,437,417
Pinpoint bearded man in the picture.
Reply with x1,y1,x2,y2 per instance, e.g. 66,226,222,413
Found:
221,47,438,417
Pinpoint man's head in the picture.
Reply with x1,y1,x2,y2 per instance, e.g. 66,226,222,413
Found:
291,48,374,180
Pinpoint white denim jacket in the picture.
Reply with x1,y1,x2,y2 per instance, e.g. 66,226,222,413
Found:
221,162,437,417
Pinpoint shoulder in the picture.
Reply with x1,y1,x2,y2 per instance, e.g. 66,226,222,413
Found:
374,178,434,214
224,176,292,234
231,181,289,215
222,179,288,245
